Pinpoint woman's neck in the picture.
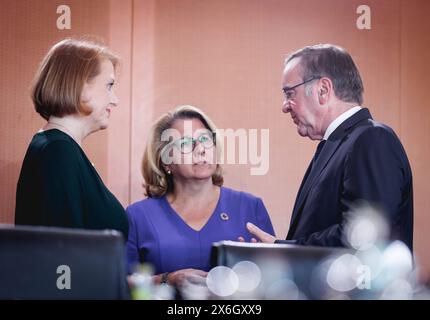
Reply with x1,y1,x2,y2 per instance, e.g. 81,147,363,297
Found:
168,178,219,208
44,116,89,146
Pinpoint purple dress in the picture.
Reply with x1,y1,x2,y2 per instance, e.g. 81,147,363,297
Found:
126,187,275,274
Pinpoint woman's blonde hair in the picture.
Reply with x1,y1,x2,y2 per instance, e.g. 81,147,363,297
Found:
142,105,224,197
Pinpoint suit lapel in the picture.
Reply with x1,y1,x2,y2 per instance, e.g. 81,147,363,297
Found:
291,160,313,215
287,138,344,238
287,108,373,238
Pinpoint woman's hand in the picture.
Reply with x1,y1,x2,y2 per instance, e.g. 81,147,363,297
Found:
165,268,208,286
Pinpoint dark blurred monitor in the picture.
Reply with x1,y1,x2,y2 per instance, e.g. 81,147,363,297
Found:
0,225,129,299
211,241,349,299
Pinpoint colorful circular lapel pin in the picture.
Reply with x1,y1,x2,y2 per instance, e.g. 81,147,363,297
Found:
220,212,229,221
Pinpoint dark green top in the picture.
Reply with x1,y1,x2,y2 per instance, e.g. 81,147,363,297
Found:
15,129,128,239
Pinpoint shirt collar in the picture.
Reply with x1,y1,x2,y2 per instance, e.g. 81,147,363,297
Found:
323,106,362,140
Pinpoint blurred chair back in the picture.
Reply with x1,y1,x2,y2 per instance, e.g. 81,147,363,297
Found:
0,225,129,299
211,241,348,299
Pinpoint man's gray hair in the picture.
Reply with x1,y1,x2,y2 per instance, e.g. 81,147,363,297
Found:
285,44,364,105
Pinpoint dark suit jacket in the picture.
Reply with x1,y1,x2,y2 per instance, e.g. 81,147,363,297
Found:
277,108,413,250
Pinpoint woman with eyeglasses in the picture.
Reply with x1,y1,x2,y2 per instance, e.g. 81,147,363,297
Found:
126,105,275,288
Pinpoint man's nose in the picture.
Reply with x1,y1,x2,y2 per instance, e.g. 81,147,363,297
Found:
282,100,291,113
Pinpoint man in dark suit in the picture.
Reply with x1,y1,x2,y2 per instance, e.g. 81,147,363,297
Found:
247,44,413,250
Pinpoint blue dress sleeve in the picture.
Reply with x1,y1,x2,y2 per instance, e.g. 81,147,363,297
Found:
255,198,276,236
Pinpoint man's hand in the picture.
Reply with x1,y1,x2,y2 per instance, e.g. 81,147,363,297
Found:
245,222,276,243
237,236,258,243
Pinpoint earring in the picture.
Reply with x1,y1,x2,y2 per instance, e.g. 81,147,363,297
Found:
167,170,172,175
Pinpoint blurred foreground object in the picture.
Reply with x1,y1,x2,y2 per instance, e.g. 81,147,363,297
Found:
128,264,175,300
209,203,427,300
0,224,129,299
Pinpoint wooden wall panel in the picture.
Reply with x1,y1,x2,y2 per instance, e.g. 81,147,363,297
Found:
400,0,430,271
107,0,133,206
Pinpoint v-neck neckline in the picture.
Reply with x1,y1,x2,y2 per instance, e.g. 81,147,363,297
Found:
162,187,224,233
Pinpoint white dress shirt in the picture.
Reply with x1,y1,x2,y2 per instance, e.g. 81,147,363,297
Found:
323,106,362,140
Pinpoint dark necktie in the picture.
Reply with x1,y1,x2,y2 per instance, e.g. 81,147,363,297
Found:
296,139,327,200
313,140,326,165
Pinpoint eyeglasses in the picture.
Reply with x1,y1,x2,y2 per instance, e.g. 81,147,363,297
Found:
173,131,216,154
282,76,320,101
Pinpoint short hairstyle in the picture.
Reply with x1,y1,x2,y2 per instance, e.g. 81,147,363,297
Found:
32,38,119,120
142,105,224,198
285,44,364,105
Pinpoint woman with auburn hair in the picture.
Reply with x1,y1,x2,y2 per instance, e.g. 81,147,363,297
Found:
15,38,128,239
126,105,275,287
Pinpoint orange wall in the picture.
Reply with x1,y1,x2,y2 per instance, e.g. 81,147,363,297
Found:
1,0,429,271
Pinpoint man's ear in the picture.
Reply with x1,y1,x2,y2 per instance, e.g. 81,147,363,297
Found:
318,77,332,104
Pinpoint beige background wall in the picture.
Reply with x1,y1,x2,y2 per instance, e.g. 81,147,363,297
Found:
1,0,429,272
